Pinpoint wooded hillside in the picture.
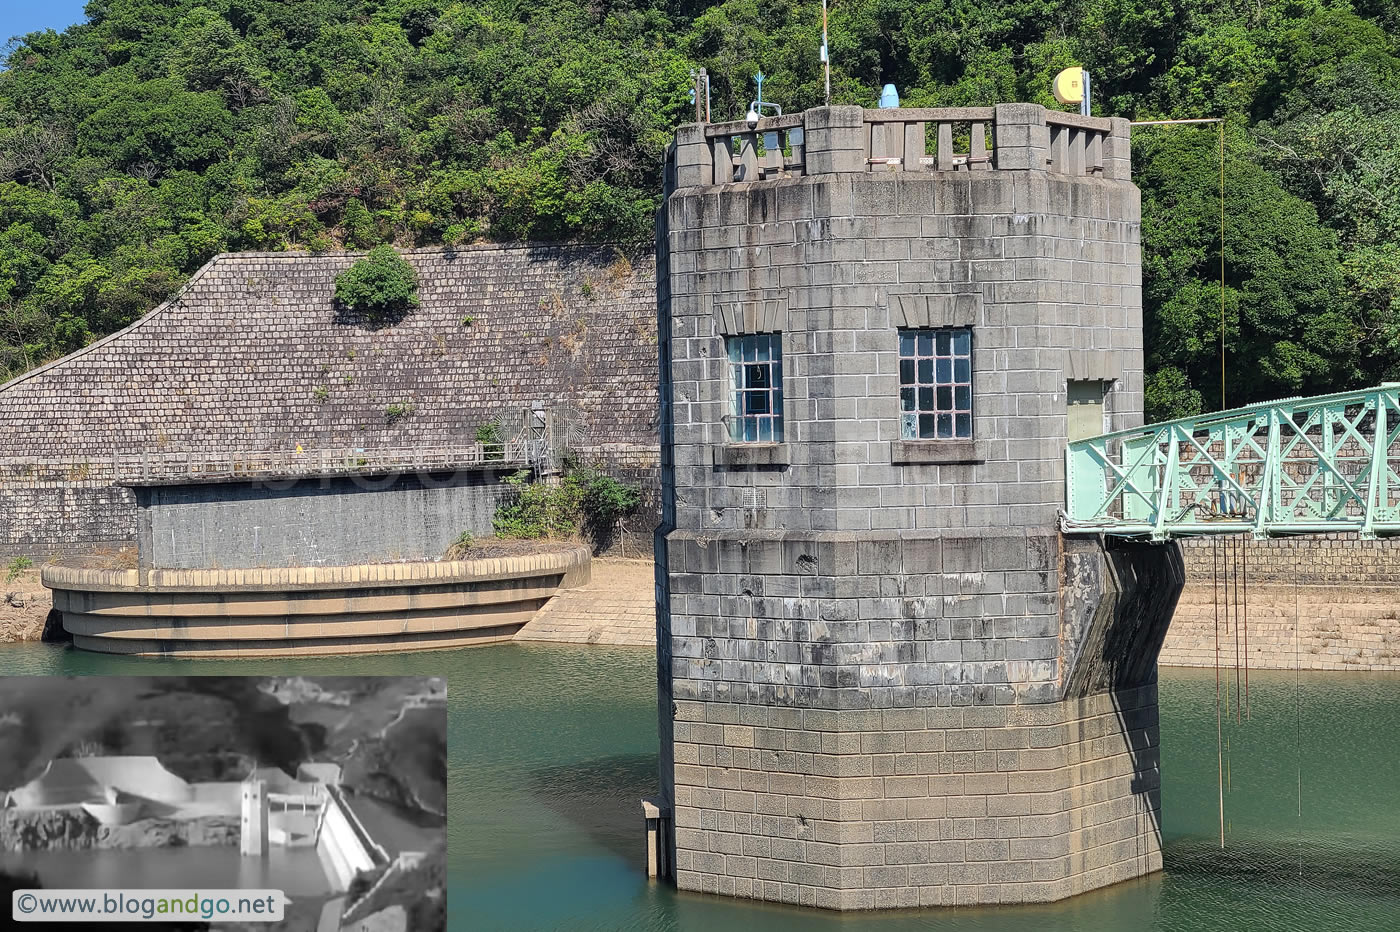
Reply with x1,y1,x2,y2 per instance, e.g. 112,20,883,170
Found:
2,0,1397,417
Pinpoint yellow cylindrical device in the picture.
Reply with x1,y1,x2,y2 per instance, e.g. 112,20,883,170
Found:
1053,67,1086,105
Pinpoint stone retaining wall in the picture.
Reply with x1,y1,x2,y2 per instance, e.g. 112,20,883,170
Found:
0,244,660,559
1179,533,1400,585
1162,535,1400,671
1159,583,1400,671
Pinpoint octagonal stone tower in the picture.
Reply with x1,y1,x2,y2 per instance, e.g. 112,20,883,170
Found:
654,103,1184,910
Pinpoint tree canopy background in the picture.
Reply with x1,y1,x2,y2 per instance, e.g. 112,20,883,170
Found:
2,0,1397,418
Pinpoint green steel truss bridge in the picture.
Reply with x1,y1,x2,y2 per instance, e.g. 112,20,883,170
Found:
1063,385,1400,541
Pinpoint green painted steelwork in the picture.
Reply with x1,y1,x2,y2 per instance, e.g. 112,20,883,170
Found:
1063,384,1400,539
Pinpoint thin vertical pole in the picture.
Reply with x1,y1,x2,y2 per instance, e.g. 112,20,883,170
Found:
822,0,831,106
1219,121,1227,412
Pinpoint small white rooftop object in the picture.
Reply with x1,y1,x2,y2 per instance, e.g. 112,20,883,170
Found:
878,84,900,108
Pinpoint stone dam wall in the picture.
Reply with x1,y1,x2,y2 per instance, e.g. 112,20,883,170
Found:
0,244,659,562
1158,535,1400,672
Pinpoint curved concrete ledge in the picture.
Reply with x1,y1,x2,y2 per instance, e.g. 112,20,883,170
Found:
43,546,590,657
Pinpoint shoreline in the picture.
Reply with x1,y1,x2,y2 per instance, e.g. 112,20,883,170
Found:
0,567,51,643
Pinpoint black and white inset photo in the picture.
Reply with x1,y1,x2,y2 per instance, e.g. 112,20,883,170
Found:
0,675,446,931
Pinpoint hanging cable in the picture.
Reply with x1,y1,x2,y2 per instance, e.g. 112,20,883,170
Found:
1243,531,1250,719
1233,534,1243,725
1214,534,1225,847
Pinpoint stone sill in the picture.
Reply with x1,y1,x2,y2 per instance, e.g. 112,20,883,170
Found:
713,443,790,468
893,440,986,465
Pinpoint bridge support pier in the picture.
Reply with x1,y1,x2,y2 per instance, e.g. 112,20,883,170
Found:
240,779,269,858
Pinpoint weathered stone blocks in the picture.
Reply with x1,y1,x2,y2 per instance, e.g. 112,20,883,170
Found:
0,245,660,559
656,104,1179,909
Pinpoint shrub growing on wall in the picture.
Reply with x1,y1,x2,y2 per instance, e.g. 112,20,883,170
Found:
493,470,583,539
491,467,640,544
334,246,419,320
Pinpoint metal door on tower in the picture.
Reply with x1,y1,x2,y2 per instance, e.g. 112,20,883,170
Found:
1067,379,1109,442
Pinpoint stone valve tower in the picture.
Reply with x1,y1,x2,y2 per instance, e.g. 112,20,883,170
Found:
653,103,1184,909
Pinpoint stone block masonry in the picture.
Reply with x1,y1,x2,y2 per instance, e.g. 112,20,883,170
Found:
0,244,659,559
1180,533,1400,585
1159,534,1400,672
656,104,1181,910
0,460,136,558
671,684,1160,908
1160,584,1400,672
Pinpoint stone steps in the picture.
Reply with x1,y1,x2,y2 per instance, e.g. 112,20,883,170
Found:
514,558,654,647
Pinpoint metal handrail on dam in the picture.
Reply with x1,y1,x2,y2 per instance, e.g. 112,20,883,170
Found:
106,441,544,484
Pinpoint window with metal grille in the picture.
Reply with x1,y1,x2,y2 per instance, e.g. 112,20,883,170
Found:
899,328,972,439
726,333,783,443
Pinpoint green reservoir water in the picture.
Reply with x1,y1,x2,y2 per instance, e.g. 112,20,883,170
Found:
2,642,1399,931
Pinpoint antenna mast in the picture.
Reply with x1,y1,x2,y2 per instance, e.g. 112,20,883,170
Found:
821,0,830,105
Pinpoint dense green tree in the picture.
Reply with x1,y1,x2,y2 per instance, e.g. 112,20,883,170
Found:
334,244,420,318
0,0,1396,406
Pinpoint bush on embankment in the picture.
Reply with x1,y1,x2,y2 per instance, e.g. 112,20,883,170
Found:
490,467,640,552
333,246,420,322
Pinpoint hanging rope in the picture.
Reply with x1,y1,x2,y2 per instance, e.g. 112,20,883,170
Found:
1226,528,1237,716
1295,542,1303,877
1124,115,1232,850
1220,121,1227,411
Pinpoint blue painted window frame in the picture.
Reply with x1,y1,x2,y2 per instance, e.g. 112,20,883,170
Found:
726,333,784,443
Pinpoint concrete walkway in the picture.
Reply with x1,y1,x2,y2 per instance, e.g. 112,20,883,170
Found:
514,559,655,647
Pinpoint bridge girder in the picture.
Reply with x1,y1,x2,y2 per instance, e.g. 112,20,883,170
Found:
1063,384,1400,541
